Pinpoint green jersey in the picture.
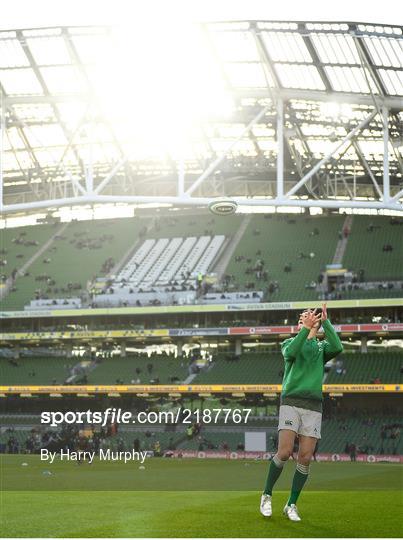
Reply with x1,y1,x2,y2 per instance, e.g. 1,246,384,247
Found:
280,319,343,412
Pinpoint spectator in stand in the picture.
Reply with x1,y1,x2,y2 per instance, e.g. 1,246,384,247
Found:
349,442,357,462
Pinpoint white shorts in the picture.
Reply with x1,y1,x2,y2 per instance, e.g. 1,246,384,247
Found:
278,405,322,439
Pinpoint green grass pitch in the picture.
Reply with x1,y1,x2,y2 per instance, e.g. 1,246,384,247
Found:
1,455,402,537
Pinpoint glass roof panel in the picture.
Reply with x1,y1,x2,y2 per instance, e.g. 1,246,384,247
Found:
12,104,55,122
224,62,268,87
311,33,360,64
7,150,34,169
6,127,26,149
0,38,29,68
364,37,403,68
379,37,402,68
324,66,379,93
262,32,312,62
362,37,381,65
209,31,260,61
33,147,67,166
40,66,86,94
26,36,72,66
3,151,20,171
22,28,62,38
0,68,43,95
378,69,403,95
275,64,325,90
3,134,12,151
71,34,111,65
1,23,402,199
23,124,68,148
389,38,403,68
376,39,399,66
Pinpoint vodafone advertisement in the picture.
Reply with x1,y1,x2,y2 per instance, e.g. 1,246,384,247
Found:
228,323,403,336
170,450,403,463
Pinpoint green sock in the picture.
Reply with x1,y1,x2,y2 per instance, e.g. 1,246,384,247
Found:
287,463,309,505
263,455,286,495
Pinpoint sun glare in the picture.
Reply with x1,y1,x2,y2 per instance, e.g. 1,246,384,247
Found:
87,21,234,157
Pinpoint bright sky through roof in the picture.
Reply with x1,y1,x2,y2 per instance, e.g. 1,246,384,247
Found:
90,22,234,158
0,0,398,29
1,0,402,227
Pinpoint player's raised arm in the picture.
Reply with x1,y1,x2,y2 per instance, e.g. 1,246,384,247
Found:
321,303,344,360
281,310,321,360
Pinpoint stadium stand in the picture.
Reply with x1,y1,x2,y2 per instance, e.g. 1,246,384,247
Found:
117,238,155,282
0,353,189,385
148,214,240,240
1,217,147,310
334,287,403,299
88,354,188,385
326,351,403,384
1,213,402,310
173,416,403,454
193,351,403,385
123,237,171,286
225,214,344,301
343,216,403,281
94,233,228,308
0,224,56,280
2,351,402,386
191,235,226,277
320,416,403,454
0,356,73,385
193,353,284,384
1,213,242,310
156,237,198,285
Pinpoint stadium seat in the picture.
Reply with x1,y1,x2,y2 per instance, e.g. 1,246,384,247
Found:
326,351,403,384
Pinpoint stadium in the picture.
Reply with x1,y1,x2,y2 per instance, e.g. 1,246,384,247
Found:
0,10,402,539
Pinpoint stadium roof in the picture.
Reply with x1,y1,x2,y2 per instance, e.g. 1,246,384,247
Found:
0,21,402,214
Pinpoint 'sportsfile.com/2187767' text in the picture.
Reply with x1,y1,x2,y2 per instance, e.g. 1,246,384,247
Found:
40,408,252,427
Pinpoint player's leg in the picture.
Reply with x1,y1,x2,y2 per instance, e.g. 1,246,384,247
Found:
288,435,316,503
261,404,300,517
284,407,321,521
264,428,296,494
261,429,296,516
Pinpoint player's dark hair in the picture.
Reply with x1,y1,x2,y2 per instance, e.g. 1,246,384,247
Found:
311,307,322,315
